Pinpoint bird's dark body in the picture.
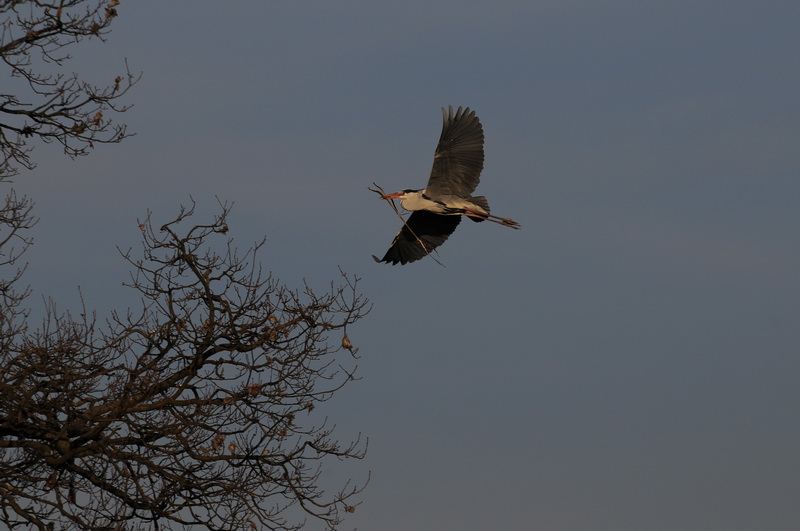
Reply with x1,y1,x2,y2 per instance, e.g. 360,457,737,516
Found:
374,106,519,265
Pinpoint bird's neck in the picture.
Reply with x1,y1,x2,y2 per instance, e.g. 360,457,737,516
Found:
400,190,433,211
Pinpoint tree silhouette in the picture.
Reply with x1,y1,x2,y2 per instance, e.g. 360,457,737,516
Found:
1,201,369,530
1,2,369,529
1,0,137,179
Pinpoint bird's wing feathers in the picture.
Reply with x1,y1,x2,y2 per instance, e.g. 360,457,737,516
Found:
425,106,484,198
373,211,461,265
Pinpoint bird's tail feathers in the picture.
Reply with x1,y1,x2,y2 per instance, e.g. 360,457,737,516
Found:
466,196,490,222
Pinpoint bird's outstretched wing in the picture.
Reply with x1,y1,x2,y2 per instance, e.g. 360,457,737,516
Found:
373,211,461,265
425,106,484,199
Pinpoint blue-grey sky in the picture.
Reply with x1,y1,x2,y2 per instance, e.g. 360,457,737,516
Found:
12,1,800,529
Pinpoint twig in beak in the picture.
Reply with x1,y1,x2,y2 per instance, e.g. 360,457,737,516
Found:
369,183,445,267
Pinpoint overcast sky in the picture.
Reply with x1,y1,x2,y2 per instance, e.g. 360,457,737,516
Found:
11,1,800,529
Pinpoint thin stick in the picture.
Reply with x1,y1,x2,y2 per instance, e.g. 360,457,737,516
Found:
369,183,446,267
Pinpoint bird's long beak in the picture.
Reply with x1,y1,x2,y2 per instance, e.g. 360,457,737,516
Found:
383,191,403,200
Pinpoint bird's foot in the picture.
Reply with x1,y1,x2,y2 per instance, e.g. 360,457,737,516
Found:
498,217,521,230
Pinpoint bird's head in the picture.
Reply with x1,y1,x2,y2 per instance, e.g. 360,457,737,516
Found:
383,189,420,201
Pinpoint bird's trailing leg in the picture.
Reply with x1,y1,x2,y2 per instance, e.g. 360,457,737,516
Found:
464,209,521,229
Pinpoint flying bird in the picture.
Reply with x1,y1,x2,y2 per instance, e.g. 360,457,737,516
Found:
373,106,520,265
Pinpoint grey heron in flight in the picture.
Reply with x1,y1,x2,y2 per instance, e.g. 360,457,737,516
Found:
373,106,520,265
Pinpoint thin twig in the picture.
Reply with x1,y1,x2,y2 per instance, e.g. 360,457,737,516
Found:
369,183,445,267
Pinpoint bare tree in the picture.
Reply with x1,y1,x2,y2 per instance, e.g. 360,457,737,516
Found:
1,2,371,529
0,201,370,530
1,0,137,180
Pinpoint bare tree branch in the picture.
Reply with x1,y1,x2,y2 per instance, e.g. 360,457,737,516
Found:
0,0,139,180
1,4,370,528
1,202,370,530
